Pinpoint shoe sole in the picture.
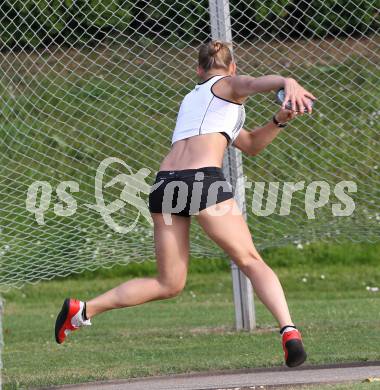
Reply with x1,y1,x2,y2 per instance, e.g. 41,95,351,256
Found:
55,298,70,344
285,339,307,367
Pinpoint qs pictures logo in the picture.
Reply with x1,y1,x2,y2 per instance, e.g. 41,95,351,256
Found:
25,157,157,233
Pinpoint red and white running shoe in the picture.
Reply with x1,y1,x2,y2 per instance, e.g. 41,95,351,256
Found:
55,298,91,344
282,327,307,367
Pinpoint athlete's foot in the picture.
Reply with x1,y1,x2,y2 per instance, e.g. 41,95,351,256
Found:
55,298,91,344
281,326,307,367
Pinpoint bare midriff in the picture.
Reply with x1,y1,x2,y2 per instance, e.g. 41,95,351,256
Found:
159,133,228,171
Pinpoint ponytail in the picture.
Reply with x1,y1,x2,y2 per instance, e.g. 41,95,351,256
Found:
198,40,233,72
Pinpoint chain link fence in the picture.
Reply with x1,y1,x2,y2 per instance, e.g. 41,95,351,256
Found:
0,1,379,291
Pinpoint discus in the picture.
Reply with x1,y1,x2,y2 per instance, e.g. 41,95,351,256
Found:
276,88,314,113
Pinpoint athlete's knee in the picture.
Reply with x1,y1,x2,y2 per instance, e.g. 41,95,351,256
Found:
234,249,263,270
157,277,186,299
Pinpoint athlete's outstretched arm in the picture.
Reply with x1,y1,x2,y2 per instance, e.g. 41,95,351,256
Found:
228,75,316,114
233,109,298,156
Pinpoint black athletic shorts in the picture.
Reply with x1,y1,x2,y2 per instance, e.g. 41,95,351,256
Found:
148,166,234,217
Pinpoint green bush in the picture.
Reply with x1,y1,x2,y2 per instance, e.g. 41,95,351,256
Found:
0,0,378,52
0,0,132,50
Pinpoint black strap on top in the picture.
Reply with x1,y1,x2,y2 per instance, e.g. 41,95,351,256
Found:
220,132,231,143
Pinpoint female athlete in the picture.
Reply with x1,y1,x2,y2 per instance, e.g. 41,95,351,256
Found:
55,40,316,368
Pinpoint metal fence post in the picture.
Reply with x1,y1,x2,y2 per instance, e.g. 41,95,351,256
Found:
209,0,256,331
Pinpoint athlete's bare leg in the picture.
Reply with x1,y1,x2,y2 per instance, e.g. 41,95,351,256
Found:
195,198,294,328
85,213,191,319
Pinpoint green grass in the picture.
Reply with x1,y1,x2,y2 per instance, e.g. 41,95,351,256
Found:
2,242,380,389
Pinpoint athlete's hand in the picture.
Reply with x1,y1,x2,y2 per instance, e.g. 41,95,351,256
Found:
274,108,298,124
283,78,316,114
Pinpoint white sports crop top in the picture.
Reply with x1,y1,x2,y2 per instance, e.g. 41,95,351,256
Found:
171,75,246,146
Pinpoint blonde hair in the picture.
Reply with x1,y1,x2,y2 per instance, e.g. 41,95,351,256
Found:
198,40,233,72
